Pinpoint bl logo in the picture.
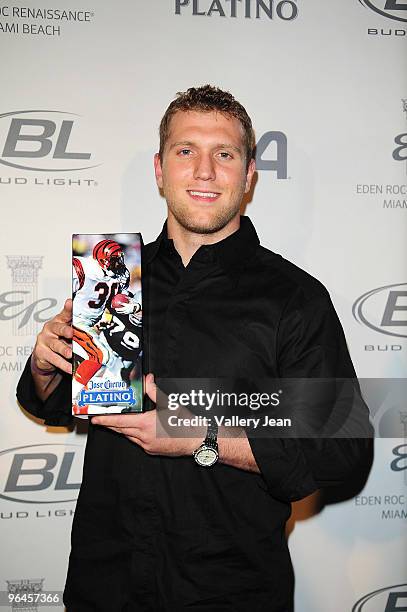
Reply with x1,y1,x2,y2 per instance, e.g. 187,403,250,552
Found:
353,583,407,611
359,0,407,22
0,444,84,503
0,110,97,172
352,283,407,339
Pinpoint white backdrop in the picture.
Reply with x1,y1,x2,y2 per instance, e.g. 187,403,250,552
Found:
1,1,406,610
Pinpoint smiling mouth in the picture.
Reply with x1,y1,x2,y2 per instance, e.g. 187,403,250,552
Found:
187,190,220,201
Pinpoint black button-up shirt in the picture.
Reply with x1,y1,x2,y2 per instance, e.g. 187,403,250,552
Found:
17,216,372,612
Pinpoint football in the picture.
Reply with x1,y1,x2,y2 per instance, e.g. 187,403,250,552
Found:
111,293,130,309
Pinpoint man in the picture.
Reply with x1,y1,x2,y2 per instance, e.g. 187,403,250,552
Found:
17,85,372,611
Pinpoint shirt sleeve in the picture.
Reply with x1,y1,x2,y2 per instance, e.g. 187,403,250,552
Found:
16,355,73,427
247,287,374,503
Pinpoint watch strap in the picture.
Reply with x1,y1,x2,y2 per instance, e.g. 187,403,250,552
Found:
204,420,218,448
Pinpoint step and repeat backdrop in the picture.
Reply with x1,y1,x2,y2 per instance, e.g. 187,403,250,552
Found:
1,1,406,610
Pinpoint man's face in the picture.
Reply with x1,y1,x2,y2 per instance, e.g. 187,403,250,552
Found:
154,110,255,235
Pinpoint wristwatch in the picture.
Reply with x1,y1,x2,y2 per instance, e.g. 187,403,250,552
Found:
193,421,219,467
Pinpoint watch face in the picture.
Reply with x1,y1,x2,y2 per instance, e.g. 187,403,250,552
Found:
195,446,218,467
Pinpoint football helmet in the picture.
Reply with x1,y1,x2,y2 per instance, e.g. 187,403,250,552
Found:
93,239,125,274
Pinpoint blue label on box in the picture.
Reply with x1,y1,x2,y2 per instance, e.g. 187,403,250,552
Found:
78,387,136,406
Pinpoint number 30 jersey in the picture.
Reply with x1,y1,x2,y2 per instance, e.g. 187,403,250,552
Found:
73,256,130,327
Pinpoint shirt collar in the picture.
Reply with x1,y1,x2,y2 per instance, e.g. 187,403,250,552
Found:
144,216,260,274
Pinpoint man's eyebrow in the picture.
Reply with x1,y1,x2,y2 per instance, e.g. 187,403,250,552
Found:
217,143,243,155
170,141,194,149
170,141,243,154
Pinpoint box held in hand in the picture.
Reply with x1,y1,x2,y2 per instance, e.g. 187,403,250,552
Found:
72,233,143,416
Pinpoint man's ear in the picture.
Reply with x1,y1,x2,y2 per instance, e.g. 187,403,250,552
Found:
245,158,256,193
154,153,163,189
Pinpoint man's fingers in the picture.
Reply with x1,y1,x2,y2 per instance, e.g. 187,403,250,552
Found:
126,436,143,446
92,414,145,428
31,297,73,378
35,335,72,364
144,373,157,404
34,349,72,375
60,298,73,322
51,355,72,375
48,338,72,360
59,323,73,339
48,298,73,329
48,321,74,340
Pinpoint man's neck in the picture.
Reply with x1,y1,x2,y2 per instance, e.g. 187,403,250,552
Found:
167,213,241,266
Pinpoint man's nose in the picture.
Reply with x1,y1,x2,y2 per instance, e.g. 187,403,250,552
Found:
193,153,215,181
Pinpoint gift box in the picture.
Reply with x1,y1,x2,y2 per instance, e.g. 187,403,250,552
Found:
72,233,143,416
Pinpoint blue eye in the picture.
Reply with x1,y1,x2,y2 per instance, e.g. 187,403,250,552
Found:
179,149,191,156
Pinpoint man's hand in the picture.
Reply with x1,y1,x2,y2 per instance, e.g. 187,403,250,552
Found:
91,374,203,457
30,298,73,402
32,298,73,375
91,374,260,474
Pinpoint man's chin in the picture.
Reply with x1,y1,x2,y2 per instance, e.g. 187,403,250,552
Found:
182,221,225,235
173,210,239,236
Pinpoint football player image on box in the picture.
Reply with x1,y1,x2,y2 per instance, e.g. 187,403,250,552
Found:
96,304,142,391
72,234,143,416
